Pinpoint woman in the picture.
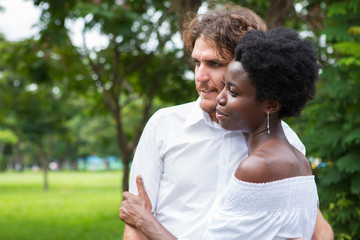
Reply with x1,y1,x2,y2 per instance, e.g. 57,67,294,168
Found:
203,26,319,239
120,27,320,240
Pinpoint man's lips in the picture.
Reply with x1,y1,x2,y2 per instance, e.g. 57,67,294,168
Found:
200,89,216,93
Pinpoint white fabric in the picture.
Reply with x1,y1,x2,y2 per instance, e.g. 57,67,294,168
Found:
129,98,306,239
203,175,318,240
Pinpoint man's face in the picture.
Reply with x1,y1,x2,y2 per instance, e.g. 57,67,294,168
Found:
192,37,228,122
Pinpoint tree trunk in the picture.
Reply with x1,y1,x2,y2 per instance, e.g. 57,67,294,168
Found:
265,0,294,29
38,140,49,191
122,159,130,192
170,0,202,69
15,142,25,171
94,1,205,192
112,104,132,191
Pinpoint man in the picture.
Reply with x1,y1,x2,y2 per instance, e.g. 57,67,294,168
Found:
121,4,333,240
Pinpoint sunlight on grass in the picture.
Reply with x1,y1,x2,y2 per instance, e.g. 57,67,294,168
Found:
0,171,125,240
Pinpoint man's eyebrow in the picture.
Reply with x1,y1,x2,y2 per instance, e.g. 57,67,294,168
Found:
204,59,224,66
206,59,221,63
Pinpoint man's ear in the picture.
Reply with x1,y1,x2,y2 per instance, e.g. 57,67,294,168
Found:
263,99,281,114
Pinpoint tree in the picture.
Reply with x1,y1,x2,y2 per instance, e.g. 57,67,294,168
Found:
0,37,77,191
0,129,18,171
29,0,198,191
287,1,360,238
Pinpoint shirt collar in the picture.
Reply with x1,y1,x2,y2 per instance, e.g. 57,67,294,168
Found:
183,97,222,129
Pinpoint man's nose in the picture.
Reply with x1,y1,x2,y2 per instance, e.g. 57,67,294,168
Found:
195,64,210,82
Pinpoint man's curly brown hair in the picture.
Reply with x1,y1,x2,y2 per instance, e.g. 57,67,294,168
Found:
183,4,267,64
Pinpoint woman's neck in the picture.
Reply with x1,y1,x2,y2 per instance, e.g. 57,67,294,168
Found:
244,120,288,155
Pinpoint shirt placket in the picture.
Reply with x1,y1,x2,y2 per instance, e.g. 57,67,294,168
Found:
217,131,231,194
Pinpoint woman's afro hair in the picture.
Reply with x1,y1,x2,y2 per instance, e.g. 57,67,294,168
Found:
235,27,320,118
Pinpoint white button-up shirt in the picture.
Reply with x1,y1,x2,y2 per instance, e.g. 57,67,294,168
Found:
129,99,305,239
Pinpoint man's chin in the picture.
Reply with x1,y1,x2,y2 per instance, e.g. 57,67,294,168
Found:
199,100,216,114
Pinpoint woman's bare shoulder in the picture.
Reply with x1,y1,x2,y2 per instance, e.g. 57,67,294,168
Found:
234,140,309,183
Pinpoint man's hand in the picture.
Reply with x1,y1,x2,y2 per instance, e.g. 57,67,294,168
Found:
312,208,334,240
119,175,153,228
120,175,177,240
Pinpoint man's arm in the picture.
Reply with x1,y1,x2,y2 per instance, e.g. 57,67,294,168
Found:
123,114,163,239
312,208,334,240
122,210,176,240
120,176,177,240
123,225,148,240
122,176,152,240
124,209,177,240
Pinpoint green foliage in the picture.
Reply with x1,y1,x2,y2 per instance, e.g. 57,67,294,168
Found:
66,114,118,157
334,42,360,58
293,2,360,238
1,0,360,237
349,26,360,35
0,171,124,240
336,152,360,174
1,0,199,191
0,129,18,144
0,35,90,176
0,129,18,170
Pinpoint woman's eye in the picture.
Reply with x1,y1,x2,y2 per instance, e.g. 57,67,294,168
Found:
229,89,237,97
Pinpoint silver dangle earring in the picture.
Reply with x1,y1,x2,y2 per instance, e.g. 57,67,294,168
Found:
267,111,270,135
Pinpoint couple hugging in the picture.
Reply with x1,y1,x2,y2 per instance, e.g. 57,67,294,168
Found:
120,4,333,240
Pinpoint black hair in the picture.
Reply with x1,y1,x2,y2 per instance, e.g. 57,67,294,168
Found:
234,27,319,118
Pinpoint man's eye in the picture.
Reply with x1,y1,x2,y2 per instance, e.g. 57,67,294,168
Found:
209,61,222,68
192,59,200,66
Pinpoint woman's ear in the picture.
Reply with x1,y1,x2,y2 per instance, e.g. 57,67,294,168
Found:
263,99,281,114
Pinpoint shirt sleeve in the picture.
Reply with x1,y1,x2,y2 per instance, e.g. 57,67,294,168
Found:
128,112,164,212
281,120,306,155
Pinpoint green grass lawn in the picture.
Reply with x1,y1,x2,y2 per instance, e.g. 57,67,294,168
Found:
0,171,125,240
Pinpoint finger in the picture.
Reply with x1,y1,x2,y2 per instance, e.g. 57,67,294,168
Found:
119,207,123,219
119,207,126,221
122,191,130,200
136,175,152,210
136,175,146,197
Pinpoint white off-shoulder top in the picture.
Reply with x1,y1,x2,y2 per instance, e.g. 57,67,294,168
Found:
203,175,318,240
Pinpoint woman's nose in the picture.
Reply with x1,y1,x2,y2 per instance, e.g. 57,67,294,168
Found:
217,90,226,106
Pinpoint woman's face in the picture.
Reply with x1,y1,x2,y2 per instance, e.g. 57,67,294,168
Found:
216,61,265,132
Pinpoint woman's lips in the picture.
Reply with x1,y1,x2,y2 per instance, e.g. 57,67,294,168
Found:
216,108,228,120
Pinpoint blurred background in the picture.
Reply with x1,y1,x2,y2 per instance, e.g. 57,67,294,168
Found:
0,0,359,239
